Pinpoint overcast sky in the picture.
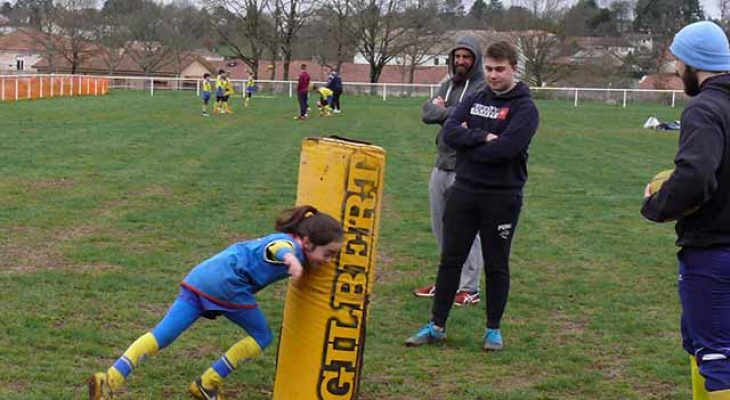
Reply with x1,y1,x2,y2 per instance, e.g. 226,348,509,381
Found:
493,1,721,19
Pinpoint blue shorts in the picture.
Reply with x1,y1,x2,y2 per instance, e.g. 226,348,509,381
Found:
679,247,730,391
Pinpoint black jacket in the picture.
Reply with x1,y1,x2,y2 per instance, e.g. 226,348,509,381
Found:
642,74,730,247
443,81,539,194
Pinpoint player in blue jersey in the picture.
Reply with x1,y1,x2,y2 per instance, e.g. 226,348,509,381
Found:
89,205,344,400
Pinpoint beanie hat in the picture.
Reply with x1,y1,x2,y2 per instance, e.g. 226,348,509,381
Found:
670,21,730,72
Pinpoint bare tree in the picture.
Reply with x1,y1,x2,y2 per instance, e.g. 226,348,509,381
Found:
93,12,131,74
208,0,269,77
163,2,208,75
348,0,409,83
126,1,175,75
311,0,355,72
279,0,317,80
399,0,446,84
720,0,730,32
514,0,567,20
518,31,573,86
262,0,282,79
54,0,97,74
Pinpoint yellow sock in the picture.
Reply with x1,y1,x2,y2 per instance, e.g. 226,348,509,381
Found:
710,390,730,400
200,336,262,390
693,355,710,400
245,97,250,107
107,332,159,390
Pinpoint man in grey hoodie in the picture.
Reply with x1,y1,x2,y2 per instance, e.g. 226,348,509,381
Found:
413,36,486,306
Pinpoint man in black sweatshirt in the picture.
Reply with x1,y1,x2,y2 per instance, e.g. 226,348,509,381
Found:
642,21,730,400
406,41,539,351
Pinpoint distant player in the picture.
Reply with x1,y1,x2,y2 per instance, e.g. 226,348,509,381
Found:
245,71,255,107
214,69,226,114
311,85,333,117
223,72,235,114
201,73,212,117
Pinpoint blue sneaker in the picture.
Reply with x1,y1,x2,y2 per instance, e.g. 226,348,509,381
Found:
405,321,446,347
483,328,504,351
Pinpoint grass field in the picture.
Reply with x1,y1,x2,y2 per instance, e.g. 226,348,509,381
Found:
0,91,687,399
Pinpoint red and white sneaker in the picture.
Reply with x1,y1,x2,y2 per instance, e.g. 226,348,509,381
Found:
413,285,436,297
454,291,480,306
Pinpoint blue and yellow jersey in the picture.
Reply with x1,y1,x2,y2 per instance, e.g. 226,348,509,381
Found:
224,79,235,96
318,87,333,99
215,76,226,97
181,233,305,308
202,79,212,94
246,78,255,92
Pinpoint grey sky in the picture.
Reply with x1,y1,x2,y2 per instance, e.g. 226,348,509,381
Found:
494,1,721,19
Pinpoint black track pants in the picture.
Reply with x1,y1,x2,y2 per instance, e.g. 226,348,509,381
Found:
431,186,522,329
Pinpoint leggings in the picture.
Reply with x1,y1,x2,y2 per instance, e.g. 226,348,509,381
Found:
150,297,273,350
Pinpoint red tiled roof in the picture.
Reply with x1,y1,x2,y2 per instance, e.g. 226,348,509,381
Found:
0,28,51,52
638,73,684,90
34,50,215,76
209,59,448,85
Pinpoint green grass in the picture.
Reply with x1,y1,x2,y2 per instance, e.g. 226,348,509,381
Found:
0,91,687,399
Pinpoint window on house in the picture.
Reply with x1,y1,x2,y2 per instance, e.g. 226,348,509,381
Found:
16,57,24,71
433,58,439,66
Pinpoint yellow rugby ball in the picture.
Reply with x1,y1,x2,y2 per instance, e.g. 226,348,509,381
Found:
649,169,673,196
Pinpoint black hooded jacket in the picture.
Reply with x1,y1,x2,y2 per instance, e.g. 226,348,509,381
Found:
642,74,730,247
442,81,539,194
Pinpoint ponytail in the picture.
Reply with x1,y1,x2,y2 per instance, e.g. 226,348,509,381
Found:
275,205,344,246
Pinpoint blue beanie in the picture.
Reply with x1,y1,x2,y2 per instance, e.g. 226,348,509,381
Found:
671,21,730,72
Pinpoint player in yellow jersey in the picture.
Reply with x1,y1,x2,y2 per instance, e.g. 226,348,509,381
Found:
223,72,235,114
311,85,333,116
201,73,212,117
244,71,255,107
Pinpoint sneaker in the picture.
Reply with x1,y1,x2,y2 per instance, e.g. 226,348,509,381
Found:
454,291,480,306
405,321,446,347
201,112,210,117
294,115,306,121
483,328,504,351
413,284,436,297
189,378,224,400
88,373,114,400
333,109,342,114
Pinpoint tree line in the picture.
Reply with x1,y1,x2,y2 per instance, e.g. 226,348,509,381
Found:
0,0,720,86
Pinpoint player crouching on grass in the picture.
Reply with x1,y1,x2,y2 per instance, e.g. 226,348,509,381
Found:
311,84,334,117
88,206,344,400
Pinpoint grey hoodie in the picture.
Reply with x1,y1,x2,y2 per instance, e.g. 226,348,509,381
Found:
421,35,486,171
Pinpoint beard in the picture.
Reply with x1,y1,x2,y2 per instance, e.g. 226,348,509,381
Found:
452,65,469,83
681,67,700,97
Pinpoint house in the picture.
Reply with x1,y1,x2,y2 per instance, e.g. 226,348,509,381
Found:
638,73,683,91
0,28,50,73
34,51,217,79
214,59,449,85
564,36,634,66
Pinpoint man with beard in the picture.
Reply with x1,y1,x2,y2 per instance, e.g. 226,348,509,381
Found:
413,36,486,307
642,21,730,400
406,41,539,351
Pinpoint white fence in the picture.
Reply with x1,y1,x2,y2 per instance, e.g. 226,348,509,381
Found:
1,73,689,108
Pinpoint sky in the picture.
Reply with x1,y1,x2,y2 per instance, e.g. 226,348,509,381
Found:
492,0,721,19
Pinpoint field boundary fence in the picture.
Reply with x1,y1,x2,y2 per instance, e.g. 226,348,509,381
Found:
0,74,109,102
0,74,687,108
